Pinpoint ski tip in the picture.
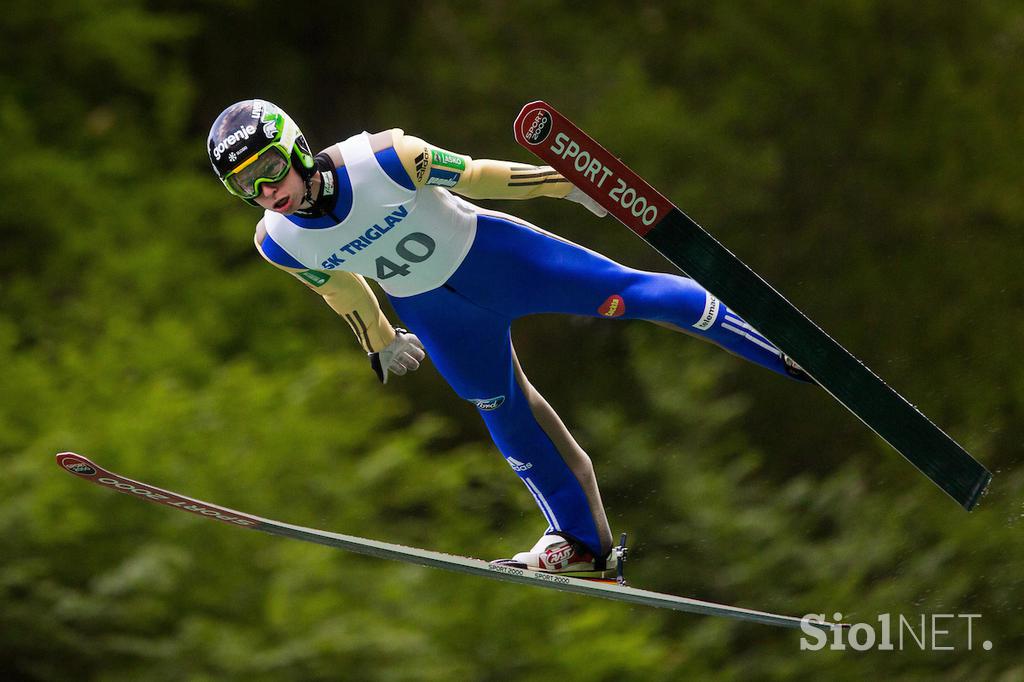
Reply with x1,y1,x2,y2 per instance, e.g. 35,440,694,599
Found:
517,99,550,113
55,452,99,477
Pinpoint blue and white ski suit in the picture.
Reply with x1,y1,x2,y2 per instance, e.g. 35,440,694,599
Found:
256,131,800,555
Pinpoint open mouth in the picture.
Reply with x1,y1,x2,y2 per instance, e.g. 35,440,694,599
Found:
273,196,291,211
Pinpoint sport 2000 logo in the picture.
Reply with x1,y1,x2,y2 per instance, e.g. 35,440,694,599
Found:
800,612,992,652
520,108,552,145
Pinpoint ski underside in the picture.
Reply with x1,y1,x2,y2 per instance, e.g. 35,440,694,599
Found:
57,452,841,631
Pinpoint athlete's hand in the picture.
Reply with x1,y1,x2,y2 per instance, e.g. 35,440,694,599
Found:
565,185,608,218
369,328,426,384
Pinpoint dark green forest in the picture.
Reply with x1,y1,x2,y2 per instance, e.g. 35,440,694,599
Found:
3,1,1022,679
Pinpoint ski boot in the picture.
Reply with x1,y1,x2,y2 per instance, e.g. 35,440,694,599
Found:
490,532,617,579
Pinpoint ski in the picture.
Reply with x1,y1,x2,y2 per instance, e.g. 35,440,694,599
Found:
57,452,841,631
513,101,992,511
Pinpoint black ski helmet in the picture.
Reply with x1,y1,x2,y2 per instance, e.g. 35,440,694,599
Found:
207,99,316,204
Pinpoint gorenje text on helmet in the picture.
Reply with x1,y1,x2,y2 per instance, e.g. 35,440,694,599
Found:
212,124,257,161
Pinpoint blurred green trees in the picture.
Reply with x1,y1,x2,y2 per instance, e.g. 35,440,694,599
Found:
2,1,1022,680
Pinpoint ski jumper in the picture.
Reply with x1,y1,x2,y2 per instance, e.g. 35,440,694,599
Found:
256,130,801,556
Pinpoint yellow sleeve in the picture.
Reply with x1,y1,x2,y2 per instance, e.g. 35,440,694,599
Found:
254,224,396,353
389,129,573,201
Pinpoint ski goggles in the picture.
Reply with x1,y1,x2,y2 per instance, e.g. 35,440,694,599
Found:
223,144,292,199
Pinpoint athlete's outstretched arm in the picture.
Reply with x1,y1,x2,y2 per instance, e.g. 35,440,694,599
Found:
254,221,396,353
387,129,605,215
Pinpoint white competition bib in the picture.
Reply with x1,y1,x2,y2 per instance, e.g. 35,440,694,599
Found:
263,132,478,297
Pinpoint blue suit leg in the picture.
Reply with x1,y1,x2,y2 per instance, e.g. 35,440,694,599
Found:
450,214,802,379
388,285,605,555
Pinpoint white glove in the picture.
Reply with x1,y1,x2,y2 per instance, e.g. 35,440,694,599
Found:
565,186,608,218
369,328,426,384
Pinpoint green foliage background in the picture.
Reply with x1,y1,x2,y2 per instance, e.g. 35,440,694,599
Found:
2,1,1022,679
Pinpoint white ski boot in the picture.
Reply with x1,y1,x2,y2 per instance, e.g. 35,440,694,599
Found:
491,533,616,578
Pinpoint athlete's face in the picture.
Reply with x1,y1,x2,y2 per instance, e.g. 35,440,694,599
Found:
253,166,307,214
